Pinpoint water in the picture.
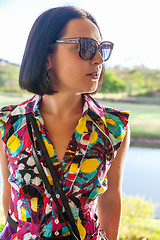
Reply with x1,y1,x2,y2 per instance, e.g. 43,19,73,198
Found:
123,146,160,216
0,147,160,214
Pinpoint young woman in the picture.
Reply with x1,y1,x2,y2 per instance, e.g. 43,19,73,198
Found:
0,6,130,240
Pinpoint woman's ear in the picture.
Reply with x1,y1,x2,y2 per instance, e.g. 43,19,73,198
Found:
46,55,52,71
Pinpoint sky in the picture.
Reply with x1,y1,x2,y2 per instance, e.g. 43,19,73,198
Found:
0,0,160,69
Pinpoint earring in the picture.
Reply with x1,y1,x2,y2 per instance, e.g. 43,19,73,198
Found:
45,71,50,86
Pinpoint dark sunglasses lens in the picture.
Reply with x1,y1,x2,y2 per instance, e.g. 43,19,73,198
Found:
80,39,97,60
100,44,112,61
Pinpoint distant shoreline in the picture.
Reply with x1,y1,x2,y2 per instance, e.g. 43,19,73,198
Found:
131,137,160,148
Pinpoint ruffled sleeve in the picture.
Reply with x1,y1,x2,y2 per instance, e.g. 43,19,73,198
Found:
0,105,17,143
103,106,130,152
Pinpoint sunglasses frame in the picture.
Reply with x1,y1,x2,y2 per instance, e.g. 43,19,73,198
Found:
55,37,114,61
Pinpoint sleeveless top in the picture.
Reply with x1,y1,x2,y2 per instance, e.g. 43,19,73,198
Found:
0,94,129,240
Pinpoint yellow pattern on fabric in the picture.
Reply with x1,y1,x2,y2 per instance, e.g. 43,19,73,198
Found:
67,150,75,154
21,207,27,221
7,135,20,152
47,176,53,185
80,158,100,173
36,119,40,128
31,197,38,212
104,174,108,181
76,116,87,134
69,163,79,173
77,218,86,240
89,131,98,144
97,186,105,195
0,127,3,135
64,162,71,172
101,116,107,127
113,132,126,140
61,232,71,237
106,118,117,127
44,139,54,158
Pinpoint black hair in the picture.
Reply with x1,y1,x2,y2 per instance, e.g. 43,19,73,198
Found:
19,6,102,95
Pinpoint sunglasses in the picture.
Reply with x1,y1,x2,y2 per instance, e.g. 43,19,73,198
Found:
55,37,114,61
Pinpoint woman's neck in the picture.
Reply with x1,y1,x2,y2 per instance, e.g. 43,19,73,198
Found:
40,92,84,117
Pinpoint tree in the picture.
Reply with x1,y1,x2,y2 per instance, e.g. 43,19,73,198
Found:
127,69,145,95
100,70,126,93
0,61,20,92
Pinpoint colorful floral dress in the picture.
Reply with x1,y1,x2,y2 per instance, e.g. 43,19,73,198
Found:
0,94,129,240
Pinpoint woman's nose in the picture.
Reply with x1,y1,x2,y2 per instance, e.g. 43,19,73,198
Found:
91,49,104,65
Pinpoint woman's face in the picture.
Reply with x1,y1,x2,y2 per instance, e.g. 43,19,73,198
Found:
47,18,104,94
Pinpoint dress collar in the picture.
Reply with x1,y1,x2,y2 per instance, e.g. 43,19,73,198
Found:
7,93,106,125
6,94,41,118
83,94,107,127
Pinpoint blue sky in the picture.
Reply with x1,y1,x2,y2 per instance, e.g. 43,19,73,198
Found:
0,0,160,69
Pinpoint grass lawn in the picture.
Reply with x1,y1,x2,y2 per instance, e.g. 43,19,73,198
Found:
0,92,31,108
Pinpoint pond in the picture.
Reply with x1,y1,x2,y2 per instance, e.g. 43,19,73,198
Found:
123,146,160,216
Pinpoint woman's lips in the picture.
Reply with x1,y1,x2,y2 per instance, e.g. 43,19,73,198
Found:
86,72,100,79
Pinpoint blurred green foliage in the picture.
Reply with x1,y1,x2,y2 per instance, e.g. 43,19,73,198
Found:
0,60,20,92
100,66,160,96
120,194,160,240
100,70,126,93
111,65,160,96
0,224,4,232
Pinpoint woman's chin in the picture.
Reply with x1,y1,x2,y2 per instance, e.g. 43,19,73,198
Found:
81,86,98,94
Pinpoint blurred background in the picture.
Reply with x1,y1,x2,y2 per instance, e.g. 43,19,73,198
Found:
0,0,160,239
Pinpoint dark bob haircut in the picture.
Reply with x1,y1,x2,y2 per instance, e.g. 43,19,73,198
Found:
19,6,103,96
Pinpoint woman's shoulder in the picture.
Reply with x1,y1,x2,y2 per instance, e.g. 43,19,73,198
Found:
102,104,130,127
0,104,18,121
0,94,40,118
0,94,40,141
101,102,130,151
86,94,130,150
86,94,129,125
0,103,19,138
